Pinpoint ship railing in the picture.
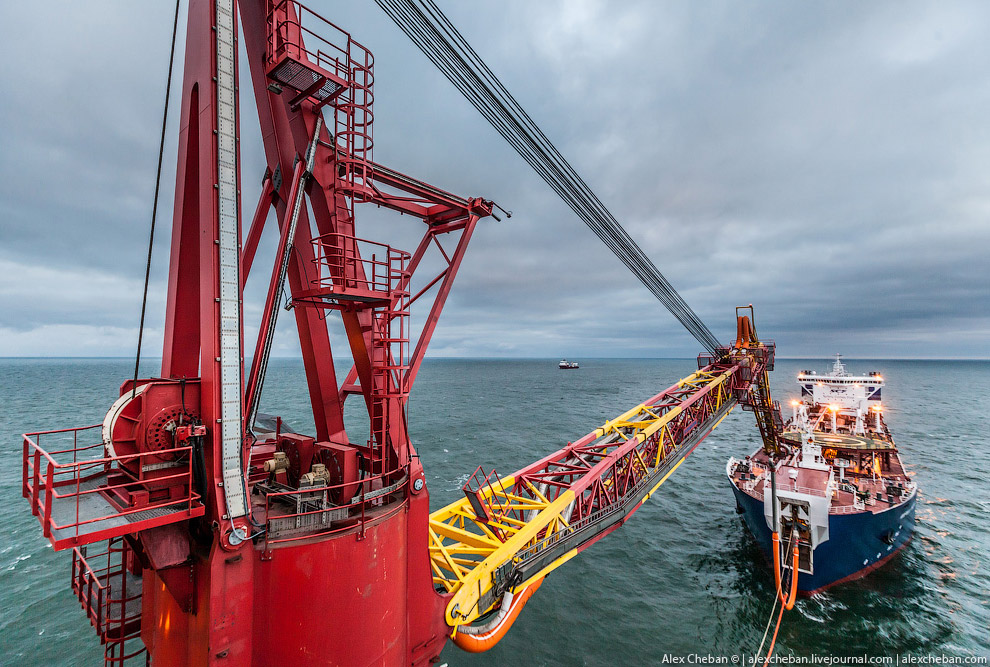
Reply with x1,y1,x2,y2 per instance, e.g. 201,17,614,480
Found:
830,503,867,515
743,479,762,494
259,463,410,555
753,490,867,515
22,425,204,550
744,482,828,501
788,484,829,498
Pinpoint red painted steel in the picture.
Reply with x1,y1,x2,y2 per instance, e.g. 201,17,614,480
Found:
19,1,493,664
71,538,145,664
240,174,275,289
14,2,774,662
21,425,204,551
497,360,744,559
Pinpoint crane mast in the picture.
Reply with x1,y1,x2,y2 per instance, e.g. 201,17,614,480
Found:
24,1,493,663
18,2,784,665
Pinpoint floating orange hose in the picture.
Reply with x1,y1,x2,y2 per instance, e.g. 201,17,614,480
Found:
451,577,544,653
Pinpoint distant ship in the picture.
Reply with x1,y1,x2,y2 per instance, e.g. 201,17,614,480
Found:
727,355,916,595
558,359,580,369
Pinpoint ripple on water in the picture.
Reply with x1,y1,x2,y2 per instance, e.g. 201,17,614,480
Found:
3,358,989,663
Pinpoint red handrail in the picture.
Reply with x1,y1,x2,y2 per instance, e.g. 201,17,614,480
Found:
260,464,409,553
22,425,204,549
72,546,109,633
311,232,410,296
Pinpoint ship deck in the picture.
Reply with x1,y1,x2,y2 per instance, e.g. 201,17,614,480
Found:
729,446,912,515
779,431,895,450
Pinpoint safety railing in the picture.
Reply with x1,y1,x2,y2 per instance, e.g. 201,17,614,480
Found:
22,425,205,550
311,233,410,300
462,466,508,536
266,0,353,93
830,503,866,515
265,0,375,196
333,37,374,199
72,543,109,635
513,503,608,567
748,481,867,514
771,484,830,498
370,304,409,396
71,537,145,665
307,232,411,461
260,464,409,555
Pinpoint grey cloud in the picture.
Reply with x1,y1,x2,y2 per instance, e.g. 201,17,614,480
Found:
1,1,988,360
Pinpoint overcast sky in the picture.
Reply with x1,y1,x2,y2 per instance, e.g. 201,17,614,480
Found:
1,1,988,359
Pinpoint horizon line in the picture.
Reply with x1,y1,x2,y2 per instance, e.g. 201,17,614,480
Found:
1,355,988,362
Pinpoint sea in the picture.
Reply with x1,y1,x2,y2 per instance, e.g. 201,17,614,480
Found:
1,357,987,665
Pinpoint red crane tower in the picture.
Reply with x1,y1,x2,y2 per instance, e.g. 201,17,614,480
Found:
20,2,783,665
24,1,492,663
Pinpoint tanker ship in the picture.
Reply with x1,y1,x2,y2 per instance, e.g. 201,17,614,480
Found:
727,356,916,595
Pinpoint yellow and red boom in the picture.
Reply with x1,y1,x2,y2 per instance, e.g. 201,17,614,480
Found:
429,328,779,648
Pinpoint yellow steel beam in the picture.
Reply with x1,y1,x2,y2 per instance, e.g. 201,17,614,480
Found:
428,366,738,628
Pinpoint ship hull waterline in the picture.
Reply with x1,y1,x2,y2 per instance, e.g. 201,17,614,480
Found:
729,477,916,596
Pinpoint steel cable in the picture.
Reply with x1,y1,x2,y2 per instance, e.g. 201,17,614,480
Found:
375,0,722,354
416,0,716,345
385,0,717,349
386,0,717,348
133,0,182,395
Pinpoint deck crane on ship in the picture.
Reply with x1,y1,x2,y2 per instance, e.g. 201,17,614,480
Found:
19,1,789,664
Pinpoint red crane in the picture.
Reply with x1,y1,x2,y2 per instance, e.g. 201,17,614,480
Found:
19,3,783,665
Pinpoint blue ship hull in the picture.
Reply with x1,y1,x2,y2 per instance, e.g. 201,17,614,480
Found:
730,479,916,595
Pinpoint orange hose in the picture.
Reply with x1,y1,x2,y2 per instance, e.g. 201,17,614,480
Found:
771,532,781,587
763,603,785,664
771,531,799,610
758,531,798,663
451,577,544,653
786,542,799,609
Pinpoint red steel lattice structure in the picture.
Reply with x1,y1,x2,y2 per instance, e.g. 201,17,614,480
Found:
23,1,493,664
17,2,784,665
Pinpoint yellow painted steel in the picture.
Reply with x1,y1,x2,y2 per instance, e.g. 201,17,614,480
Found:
428,365,738,628
431,480,576,625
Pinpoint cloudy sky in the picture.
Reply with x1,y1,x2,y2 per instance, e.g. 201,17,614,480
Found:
1,1,988,359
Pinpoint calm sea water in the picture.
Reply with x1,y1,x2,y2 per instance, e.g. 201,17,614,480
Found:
1,358,987,664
